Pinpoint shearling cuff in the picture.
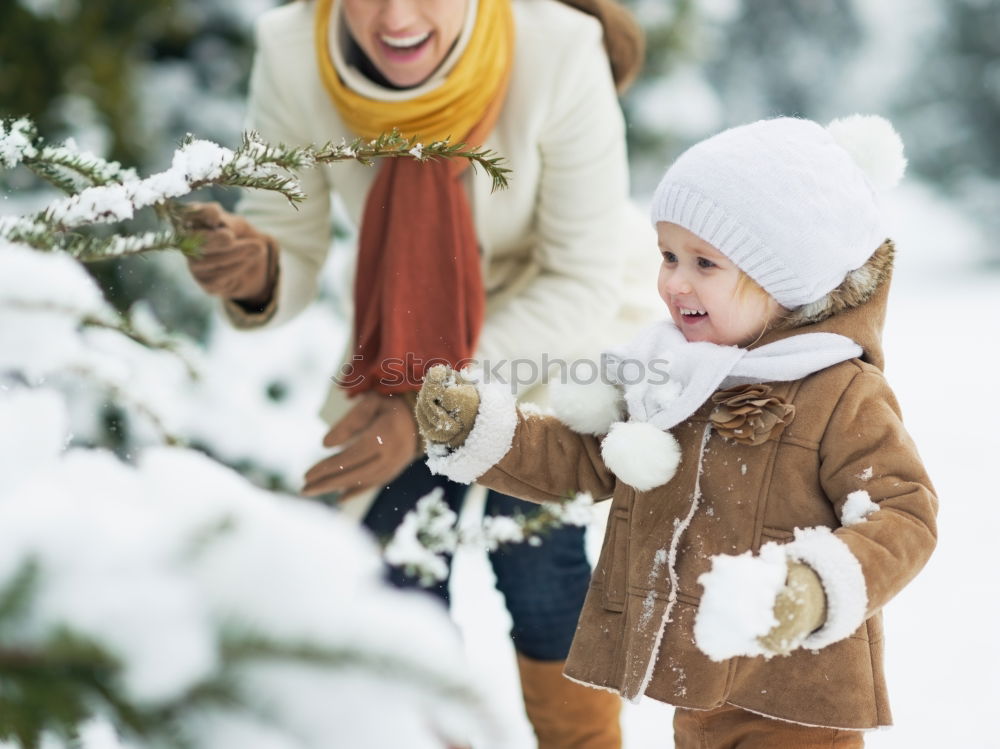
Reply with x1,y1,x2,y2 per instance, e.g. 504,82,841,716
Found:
425,371,517,484
784,526,868,650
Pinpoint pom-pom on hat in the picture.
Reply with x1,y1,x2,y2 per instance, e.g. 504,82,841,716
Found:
650,115,906,309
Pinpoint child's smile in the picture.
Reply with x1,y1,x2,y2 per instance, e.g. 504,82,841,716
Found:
656,222,781,347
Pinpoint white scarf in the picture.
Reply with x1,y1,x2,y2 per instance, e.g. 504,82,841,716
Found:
602,320,862,431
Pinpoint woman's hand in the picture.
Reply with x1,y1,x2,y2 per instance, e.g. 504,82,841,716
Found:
182,202,277,306
301,392,420,500
414,365,480,449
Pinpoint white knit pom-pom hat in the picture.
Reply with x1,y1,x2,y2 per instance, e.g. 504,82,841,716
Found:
650,115,906,309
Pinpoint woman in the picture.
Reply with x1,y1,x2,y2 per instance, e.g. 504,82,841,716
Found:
185,0,656,745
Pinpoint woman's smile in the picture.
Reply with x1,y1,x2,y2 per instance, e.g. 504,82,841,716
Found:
377,30,434,62
342,0,468,88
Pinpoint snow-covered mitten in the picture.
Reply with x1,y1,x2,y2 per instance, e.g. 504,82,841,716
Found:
695,549,827,661
757,561,826,655
415,365,480,449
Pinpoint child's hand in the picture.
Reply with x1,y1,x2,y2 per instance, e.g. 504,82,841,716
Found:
758,561,826,655
415,365,480,448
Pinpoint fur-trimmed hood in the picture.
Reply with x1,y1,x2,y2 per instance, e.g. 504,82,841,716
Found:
761,240,895,371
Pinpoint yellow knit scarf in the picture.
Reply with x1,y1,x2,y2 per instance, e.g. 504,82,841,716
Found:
315,0,514,143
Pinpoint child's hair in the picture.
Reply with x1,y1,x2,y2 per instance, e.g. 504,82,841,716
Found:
733,270,786,344
734,270,770,305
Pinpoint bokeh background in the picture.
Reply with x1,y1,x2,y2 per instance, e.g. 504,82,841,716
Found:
2,0,998,746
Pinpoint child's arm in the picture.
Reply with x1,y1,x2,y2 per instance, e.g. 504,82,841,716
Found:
695,368,937,661
414,365,617,503
814,369,938,621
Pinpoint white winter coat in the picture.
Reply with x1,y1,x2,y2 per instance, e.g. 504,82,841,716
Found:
227,0,659,425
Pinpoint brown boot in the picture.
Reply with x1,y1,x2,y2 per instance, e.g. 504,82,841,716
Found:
516,652,622,749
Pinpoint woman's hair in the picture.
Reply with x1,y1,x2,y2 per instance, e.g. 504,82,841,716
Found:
554,0,646,94
296,0,646,95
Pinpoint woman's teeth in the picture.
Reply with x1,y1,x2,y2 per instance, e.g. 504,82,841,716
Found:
380,31,431,50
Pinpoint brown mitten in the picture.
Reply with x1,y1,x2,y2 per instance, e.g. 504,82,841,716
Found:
415,365,481,449
181,202,278,305
758,561,827,655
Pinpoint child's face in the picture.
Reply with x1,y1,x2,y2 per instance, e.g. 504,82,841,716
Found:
656,222,781,346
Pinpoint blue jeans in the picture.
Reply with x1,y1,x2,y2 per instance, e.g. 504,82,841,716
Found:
362,459,591,661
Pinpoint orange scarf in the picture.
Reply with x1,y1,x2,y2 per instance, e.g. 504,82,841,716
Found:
315,0,515,394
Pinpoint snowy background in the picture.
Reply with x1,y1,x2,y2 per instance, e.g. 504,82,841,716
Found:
3,0,1000,746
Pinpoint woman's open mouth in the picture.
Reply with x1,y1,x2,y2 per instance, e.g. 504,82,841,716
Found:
378,31,433,61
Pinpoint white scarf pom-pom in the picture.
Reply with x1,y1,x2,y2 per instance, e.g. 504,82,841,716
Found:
601,421,681,491
827,114,907,190
550,379,625,435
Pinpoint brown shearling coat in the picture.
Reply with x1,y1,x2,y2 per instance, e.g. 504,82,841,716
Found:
462,258,937,730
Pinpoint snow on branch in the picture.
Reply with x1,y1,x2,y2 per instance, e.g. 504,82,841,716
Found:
0,390,495,748
385,489,595,585
1,118,511,263
0,238,197,446
311,129,512,193
0,118,518,747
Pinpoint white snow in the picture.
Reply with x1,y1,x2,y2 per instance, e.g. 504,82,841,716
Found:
33,134,300,229
693,544,788,661
0,387,67,496
171,138,234,182
0,239,109,316
841,489,879,526
384,489,458,585
0,118,38,168
385,489,595,585
0,390,493,746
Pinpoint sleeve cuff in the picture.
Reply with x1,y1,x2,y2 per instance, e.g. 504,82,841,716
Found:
222,247,280,329
425,370,518,484
784,526,868,650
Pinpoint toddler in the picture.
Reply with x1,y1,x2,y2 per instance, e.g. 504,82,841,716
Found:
414,115,937,747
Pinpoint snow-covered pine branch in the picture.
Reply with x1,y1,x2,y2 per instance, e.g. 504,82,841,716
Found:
1,117,511,263
311,129,512,193
0,119,517,746
1,118,138,195
0,388,495,749
385,489,596,586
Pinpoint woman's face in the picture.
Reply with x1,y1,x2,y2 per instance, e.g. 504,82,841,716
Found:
342,0,469,88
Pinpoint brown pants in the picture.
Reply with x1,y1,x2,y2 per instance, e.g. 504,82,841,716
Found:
673,704,865,749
